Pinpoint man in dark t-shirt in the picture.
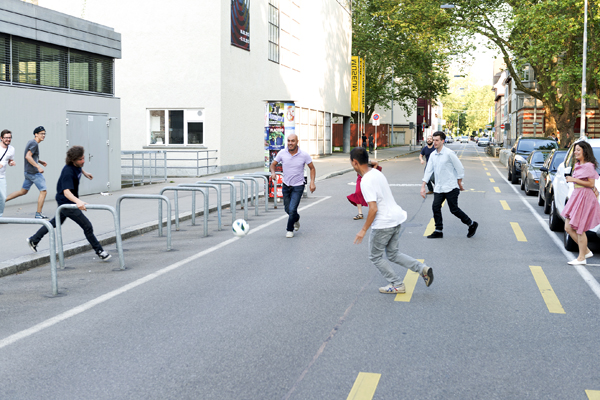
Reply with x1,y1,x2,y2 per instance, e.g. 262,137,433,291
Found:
420,134,435,194
26,146,111,261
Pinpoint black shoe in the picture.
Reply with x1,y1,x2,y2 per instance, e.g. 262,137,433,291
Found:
26,237,38,252
97,250,111,261
467,221,478,238
427,231,443,239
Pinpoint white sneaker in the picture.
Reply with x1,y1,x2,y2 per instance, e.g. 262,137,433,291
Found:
379,283,405,294
294,221,300,231
286,231,294,238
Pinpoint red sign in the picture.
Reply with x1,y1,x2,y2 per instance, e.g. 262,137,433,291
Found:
501,124,505,129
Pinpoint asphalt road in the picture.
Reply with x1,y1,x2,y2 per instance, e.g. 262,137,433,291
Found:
1,142,599,400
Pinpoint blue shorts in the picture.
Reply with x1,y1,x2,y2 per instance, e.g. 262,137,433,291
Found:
22,172,47,191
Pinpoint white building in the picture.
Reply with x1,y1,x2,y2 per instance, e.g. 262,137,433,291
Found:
39,0,352,172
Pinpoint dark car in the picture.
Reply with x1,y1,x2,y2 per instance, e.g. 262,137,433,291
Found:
507,137,558,184
537,149,567,214
520,150,553,195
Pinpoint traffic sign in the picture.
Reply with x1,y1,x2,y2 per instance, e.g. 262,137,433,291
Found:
501,124,505,129
372,113,380,126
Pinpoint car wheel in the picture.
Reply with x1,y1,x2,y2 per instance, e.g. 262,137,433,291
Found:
549,198,564,232
508,167,512,181
543,192,552,214
520,174,525,190
563,230,578,251
511,166,519,184
525,179,534,196
537,187,545,206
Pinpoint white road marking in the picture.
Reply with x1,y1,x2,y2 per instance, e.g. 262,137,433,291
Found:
0,196,332,350
490,162,600,300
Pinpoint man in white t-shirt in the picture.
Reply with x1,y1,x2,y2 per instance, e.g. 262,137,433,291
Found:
351,147,434,294
0,129,16,217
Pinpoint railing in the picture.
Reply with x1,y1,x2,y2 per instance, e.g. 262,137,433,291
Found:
121,150,219,187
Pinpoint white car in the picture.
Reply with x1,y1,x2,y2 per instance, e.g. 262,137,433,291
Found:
460,136,469,143
549,138,600,250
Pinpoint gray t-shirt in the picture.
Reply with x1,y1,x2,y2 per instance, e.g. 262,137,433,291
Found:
24,139,40,175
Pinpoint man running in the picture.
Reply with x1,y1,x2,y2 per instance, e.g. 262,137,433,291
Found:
270,134,316,238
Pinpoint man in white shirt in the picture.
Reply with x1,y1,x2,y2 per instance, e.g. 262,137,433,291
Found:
352,147,433,294
420,131,478,239
0,129,16,217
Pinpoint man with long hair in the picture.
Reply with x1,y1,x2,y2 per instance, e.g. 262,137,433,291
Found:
26,146,110,261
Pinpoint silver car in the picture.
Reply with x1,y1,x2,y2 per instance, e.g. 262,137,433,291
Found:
520,150,552,196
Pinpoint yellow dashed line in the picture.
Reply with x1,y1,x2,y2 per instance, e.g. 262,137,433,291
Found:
585,390,600,399
494,187,501,193
423,219,435,236
489,178,495,183
347,372,381,400
510,222,527,241
530,266,566,314
486,172,491,176
500,200,510,210
395,259,424,302
484,168,488,171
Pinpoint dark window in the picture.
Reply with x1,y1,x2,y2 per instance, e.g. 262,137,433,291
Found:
518,139,558,153
69,50,113,94
169,110,184,145
188,122,203,145
0,34,8,82
268,0,279,63
550,152,566,171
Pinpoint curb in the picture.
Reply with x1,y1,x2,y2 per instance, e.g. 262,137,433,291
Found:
1,150,419,277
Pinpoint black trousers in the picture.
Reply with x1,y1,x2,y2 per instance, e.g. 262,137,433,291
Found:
432,188,472,231
31,207,103,253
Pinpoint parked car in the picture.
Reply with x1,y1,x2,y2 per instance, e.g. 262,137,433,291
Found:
446,135,454,143
460,136,469,143
538,149,567,214
520,150,553,195
507,137,558,184
478,137,490,147
549,138,600,250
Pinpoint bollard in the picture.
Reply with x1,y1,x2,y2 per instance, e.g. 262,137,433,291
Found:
210,178,249,221
159,187,209,236
179,183,223,230
116,194,172,250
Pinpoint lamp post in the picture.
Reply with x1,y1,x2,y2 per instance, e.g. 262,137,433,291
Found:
580,0,589,139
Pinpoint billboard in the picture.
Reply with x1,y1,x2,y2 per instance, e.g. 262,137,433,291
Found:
351,56,365,113
231,0,250,51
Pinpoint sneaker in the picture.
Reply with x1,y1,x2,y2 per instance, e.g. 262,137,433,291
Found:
379,283,406,294
286,231,294,238
26,237,37,253
97,250,111,261
421,266,434,287
294,221,300,231
34,212,48,219
427,231,443,239
467,221,478,238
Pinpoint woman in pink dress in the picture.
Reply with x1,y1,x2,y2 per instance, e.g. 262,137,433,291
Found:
561,141,600,265
347,162,381,220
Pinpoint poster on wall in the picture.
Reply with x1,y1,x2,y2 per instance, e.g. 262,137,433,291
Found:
231,0,250,51
265,102,296,197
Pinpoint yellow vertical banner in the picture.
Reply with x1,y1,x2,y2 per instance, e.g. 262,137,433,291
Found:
360,57,365,113
351,56,359,112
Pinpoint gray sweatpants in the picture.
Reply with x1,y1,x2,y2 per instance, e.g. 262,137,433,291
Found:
369,224,425,286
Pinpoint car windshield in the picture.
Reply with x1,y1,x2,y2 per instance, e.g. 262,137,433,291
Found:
518,139,558,153
531,152,547,164
550,152,566,170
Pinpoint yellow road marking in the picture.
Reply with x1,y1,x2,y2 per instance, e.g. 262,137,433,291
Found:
347,372,381,400
494,187,501,193
424,219,435,236
484,167,488,171
510,222,527,241
530,266,566,314
395,260,424,302
500,200,510,210
489,178,495,183
585,390,600,399
486,172,491,176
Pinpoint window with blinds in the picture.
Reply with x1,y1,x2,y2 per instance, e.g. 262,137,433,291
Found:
268,0,279,63
1,35,114,95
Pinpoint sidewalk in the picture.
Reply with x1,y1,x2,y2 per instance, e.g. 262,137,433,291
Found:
0,146,418,277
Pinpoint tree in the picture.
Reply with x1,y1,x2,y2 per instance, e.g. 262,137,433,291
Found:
438,0,600,148
351,0,460,121
441,76,494,135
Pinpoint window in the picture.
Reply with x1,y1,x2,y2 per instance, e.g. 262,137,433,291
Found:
0,34,9,82
69,50,113,94
268,0,280,63
148,109,204,146
417,107,424,116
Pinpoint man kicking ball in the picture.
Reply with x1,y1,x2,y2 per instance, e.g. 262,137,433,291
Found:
351,147,433,294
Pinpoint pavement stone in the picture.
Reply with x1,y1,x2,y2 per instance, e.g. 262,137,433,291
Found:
0,146,418,277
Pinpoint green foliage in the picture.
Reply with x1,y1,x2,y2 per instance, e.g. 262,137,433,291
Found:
442,76,495,135
352,0,461,120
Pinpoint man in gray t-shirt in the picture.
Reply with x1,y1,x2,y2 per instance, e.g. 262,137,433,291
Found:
6,126,49,219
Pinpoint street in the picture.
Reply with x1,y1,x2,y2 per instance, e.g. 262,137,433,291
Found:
1,143,599,399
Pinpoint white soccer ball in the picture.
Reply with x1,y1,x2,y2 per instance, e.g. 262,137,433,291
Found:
232,219,249,237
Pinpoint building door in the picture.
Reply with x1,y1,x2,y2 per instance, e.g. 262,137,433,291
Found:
66,112,110,195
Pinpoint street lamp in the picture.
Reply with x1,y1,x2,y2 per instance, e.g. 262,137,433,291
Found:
580,0,589,139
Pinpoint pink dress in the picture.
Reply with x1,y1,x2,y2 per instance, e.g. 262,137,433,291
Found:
561,162,600,234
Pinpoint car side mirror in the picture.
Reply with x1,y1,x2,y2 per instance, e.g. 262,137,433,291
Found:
540,167,548,172
511,148,516,153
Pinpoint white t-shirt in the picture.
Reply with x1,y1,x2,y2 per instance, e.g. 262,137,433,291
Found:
360,168,407,229
0,145,15,179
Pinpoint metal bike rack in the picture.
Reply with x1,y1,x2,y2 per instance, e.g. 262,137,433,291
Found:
232,176,260,216
178,183,223,230
242,173,270,212
55,204,125,271
116,194,172,250
210,178,249,221
0,218,59,296
159,187,209,236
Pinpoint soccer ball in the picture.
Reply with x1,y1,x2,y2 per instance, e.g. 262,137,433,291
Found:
232,219,249,237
